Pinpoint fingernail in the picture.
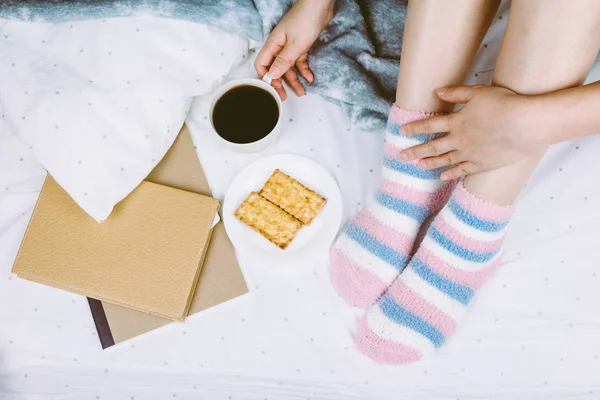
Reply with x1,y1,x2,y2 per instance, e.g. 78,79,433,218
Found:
437,87,447,95
268,66,281,78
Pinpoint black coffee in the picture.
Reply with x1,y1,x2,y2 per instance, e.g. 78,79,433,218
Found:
212,85,279,144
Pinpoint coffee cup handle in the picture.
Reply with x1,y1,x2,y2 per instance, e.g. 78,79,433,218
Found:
261,73,273,85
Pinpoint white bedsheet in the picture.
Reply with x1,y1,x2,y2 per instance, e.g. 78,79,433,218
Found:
2,5,600,399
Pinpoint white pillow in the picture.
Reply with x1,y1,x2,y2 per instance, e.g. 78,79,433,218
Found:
0,16,248,221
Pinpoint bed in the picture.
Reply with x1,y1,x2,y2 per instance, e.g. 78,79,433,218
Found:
1,5,600,400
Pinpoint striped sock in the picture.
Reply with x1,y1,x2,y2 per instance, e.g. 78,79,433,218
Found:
355,182,515,364
329,105,454,307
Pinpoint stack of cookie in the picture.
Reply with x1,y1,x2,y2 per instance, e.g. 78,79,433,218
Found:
235,170,326,249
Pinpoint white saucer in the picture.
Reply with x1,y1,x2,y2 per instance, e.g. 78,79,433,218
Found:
223,154,343,262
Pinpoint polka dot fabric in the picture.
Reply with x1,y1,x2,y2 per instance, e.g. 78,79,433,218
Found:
3,3,600,399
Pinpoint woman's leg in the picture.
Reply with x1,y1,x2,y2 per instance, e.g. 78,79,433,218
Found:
464,0,600,204
396,0,500,113
356,0,600,364
330,0,500,307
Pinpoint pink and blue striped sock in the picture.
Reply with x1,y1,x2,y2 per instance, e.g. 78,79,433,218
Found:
329,105,454,307
355,182,515,364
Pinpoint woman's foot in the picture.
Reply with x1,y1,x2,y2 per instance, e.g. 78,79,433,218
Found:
330,106,454,307
355,182,514,363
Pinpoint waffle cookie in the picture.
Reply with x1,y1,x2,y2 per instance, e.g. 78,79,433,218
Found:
259,170,326,225
234,192,302,250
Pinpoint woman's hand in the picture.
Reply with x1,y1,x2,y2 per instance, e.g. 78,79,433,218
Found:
398,85,551,180
254,0,334,100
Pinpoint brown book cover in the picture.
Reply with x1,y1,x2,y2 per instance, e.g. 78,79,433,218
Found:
12,169,220,322
90,126,249,348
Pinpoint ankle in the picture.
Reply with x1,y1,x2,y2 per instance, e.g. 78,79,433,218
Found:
462,156,542,205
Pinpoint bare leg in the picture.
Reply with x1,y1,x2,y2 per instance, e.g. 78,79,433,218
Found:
395,0,499,246
463,0,600,204
396,0,500,113
352,0,600,364
329,0,501,307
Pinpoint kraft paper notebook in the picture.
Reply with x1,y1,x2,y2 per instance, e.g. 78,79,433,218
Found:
12,149,220,322
89,126,248,348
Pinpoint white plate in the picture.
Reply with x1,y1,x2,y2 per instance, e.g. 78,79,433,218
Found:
223,154,343,261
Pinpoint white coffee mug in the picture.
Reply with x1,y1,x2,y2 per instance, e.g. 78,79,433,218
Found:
209,77,283,153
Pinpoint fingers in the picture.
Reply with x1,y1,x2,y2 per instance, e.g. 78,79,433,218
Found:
270,78,287,100
255,36,288,100
440,162,478,181
254,37,284,78
400,137,454,161
400,115,451,136
267,41,305,80
282,52,312,97
254,33,311,100
283,69,305,96
436,85,479,104
417,151,462,170
295,53,314,83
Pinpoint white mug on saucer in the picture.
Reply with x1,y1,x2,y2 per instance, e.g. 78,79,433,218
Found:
209,75,282,153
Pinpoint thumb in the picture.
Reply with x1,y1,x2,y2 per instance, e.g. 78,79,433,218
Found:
268,42,304,79
436,86,477,104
